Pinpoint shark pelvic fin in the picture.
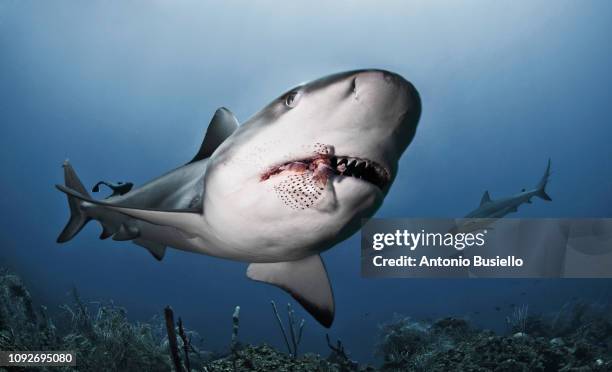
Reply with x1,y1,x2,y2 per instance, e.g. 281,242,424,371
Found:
247,255,335,328
99,224,116,240
188,107,239,164
480,191,492,206
133,239,166,261
55,184,203,235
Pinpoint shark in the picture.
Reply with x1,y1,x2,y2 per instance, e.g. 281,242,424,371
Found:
466,159,552,218
453,159,552,233
55,69,422,327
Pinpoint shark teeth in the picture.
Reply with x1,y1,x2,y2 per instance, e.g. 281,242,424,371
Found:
260,154,390,190
330,155,389,189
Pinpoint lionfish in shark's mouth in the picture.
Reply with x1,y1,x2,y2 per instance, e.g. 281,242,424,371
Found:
260,147,390,191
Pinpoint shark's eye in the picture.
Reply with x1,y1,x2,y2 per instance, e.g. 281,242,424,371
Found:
284,91,301,108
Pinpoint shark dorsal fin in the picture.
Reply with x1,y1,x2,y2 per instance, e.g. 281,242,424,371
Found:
188,107,239,164
247,255,335,328
480,191,492,206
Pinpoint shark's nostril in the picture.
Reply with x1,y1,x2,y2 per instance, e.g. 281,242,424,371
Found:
383,71,394,83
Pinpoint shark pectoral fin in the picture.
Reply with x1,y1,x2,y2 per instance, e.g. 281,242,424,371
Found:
133,239,167,261
247,255,335,328
55,184,203,235
188,107,239,164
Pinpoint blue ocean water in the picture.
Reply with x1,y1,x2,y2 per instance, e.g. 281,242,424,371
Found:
1,1,611,362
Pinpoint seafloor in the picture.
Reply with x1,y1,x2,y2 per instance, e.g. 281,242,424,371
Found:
0,268,610,371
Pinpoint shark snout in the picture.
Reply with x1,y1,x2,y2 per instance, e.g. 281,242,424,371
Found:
351,70,420,116
352,69,416,96
349,69,421,169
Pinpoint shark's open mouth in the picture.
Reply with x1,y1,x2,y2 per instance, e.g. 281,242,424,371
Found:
328,156,390,189
260,154,390,190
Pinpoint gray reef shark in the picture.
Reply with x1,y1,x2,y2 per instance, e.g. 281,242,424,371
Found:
455,159,552,233
466,159,552,218
55,69,422,327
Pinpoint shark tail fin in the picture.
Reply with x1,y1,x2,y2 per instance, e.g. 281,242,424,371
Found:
57,160,92,243
535,158,552,201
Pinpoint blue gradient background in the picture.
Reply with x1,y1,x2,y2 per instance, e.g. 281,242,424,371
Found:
1,1,611,362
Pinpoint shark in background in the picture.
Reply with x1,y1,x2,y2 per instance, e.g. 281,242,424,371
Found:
466,159,552,218
453,159,612,278
454,159,552,233
55,69,422,327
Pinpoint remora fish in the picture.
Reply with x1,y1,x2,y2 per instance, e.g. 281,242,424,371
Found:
55,69,422,327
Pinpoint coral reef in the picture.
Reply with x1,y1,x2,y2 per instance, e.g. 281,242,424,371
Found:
204,344,373,372
270,301,305,358
59,292,172,372
0,268,58,353
1,268,611,371
376,309,612,372
376,315,471,370
0,270,207,371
